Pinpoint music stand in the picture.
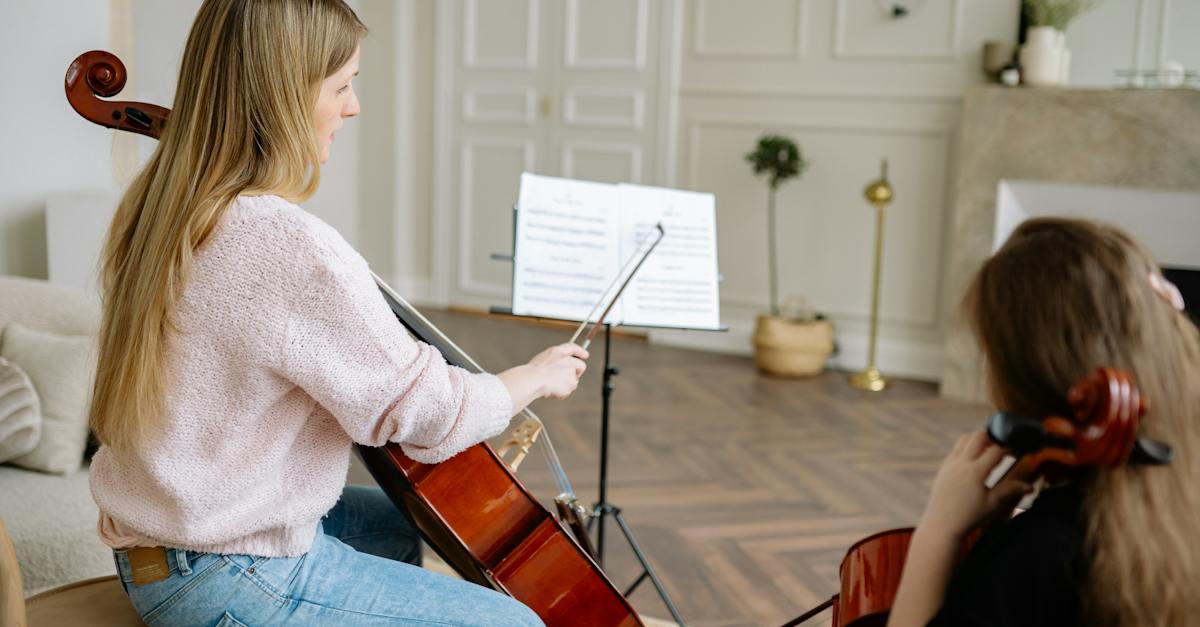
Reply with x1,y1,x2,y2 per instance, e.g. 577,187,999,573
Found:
485,309,693,626
492,195,725,627
590,321,688,626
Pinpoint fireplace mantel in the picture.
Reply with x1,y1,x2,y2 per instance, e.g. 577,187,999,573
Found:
941,86,1200,401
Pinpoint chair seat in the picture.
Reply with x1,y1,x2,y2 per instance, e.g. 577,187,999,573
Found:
24,575,143,626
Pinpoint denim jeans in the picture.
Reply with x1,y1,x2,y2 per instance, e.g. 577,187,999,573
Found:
112,485,544,626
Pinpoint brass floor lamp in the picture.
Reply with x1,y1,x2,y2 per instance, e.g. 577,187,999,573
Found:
849,161,892,392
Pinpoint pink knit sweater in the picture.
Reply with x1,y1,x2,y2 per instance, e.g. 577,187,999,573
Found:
89,194,513,557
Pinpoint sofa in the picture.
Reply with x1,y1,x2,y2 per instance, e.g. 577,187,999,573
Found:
0,275,116,596
0,276,394,598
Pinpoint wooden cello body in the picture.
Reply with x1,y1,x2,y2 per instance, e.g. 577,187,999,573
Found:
782,527,977,627
65,50,641,627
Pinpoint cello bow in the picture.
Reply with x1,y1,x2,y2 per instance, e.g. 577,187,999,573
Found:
65,50,643,627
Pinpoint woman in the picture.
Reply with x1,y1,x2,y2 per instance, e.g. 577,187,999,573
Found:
888,217,1200,626
88,1,584,624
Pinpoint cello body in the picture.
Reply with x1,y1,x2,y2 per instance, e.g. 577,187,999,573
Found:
65,49,641,627
834,528,911,627
834,528,977,627
358,444,640,626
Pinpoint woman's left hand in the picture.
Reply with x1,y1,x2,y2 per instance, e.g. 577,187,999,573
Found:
919,430,1033,539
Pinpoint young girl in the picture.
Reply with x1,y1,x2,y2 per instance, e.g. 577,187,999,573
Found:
88,1,584,625
889,217,1200,626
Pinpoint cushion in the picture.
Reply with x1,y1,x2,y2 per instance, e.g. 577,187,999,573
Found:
0,276,100,337
0,324,95,475
0,357,40,463
0,464,115,596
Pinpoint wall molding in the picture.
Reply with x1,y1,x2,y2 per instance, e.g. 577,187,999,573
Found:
463,0,540,70
462,87,537,125
561,142,644,183
678,86,963,102
391,0,423,302
457,138,534,299
691,0,809,60
565,0,648,69
832,0,964,61
563,87,646,129
1132,0,1150,71
684,116,952,331
1157,0,1172,68
648,318,944,381
659,0,684,187
433,1,455,305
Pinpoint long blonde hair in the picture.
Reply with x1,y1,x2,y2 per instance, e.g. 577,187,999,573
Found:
965,217,1200,626
90,0,365,453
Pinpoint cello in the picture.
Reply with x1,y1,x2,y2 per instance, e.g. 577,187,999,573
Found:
783,367,1173,627
65,50,643,627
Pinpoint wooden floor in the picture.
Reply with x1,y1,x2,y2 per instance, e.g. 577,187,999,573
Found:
348,309,987,627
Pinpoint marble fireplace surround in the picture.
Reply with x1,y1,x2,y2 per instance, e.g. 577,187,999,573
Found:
941,87,1200,401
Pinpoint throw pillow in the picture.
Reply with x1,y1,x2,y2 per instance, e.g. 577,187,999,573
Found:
0,323,95,474
0,356,41,463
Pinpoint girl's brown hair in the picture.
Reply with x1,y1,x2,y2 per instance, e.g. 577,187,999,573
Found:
965,217,1200,625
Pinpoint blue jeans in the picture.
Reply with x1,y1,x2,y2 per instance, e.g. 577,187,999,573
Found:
113,486,543,626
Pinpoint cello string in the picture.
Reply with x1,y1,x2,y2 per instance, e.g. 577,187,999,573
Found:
371,271,577,498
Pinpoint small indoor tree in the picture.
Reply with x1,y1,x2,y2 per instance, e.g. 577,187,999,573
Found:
746,134,807,316
745,135,832,378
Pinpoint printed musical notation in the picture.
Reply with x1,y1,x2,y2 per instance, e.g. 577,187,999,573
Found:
511,173,721,330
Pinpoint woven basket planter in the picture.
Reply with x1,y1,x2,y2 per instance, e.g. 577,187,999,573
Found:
753,314,834,377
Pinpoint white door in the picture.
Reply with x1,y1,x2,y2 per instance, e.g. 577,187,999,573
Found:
434,0,670,310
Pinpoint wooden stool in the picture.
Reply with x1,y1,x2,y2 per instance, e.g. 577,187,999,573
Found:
1,519,143,626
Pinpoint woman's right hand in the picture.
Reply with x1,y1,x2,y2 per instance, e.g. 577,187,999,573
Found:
526,343,589,399
497,343,589,414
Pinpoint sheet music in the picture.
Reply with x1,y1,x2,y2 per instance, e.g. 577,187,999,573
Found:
617,184,721,330
511,173,721,330
512,173,619,322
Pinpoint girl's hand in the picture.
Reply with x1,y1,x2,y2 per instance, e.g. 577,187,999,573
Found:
498,343,589,414
919,431,1033,539
526,343,589,399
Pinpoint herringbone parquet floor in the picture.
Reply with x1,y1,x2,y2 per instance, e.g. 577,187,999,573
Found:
348,309,987,627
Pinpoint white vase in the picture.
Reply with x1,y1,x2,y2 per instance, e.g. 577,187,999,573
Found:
1020,26,1062,86
1057,30,1071,84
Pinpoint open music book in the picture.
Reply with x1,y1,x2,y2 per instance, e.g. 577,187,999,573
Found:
512,173,721,330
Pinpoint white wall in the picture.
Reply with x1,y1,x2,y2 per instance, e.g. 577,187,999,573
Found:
355,0,436,294
7,0,1196,380
0,0,368,283
1066,0,1200,87
0,1,116,279
641,0,1019,380
394,0,1200,381
127,0,362,250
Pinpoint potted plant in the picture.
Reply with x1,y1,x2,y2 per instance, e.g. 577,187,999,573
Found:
1020,0,1099,86
745,134,834,377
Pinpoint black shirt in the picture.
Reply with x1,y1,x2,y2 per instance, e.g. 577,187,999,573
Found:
927,484,1088,627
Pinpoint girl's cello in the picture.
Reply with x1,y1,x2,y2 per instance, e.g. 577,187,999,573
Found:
65,49,642,627
783,367,1172,627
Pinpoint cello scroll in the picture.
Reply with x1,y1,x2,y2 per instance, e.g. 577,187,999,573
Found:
65,50,169,138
